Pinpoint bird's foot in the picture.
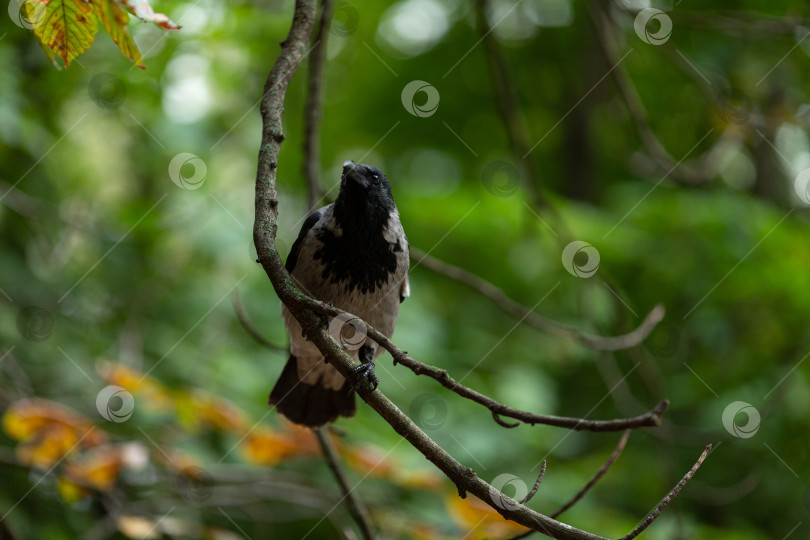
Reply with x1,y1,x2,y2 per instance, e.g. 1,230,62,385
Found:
350,345,378,392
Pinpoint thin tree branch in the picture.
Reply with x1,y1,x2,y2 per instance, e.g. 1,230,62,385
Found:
475,0,547,209
313,427,376,540
410,247,665,351
252,3,705,538
620,444,712,540
589,0,718,185
295,297,669,431
232,289,288,352
302,0,333,209
551,429,630,519
519,460,547,505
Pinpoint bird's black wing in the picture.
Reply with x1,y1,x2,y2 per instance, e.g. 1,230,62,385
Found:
285,209,323,273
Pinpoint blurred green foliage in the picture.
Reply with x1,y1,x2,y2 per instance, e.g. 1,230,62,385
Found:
2,0,810,538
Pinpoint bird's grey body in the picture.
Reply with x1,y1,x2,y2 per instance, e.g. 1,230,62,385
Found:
282,203,409,390
270,161,409,426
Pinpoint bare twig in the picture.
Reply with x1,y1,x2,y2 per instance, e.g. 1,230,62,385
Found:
410,247,665,351
620,444,712,540
551,429,631,519
475,0,547,208
519,460,547,505
589,0,719,185
232,290,287,352
302,0,333,209
295,298,670,431
252,3,704,538
313,427,376,540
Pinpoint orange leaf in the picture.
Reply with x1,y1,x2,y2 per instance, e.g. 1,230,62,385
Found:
16,423,80,468
190,391,249,434
343,444,398,479
242,425,317,466
97,361,171,410
3,398,106,460
445,493,525,539
63,445,123,492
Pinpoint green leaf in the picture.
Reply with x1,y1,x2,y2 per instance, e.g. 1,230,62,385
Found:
19,0,178,69
26,0,99,68
95,0,143,69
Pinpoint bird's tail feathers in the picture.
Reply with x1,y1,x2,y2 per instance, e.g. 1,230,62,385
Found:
269,355,355,427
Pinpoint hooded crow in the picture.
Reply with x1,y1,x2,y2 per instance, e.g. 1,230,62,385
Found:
269,161,409,426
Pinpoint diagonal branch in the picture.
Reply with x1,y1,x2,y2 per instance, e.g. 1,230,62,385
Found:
551,429,631,519
620,444,712,540
588,0,720,185
519,460,547,505
288,297,669,431
410,246,665,351
313,426,376,540
252,2,708,538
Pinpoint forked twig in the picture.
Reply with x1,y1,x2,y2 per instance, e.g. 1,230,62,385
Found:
411,247,665,351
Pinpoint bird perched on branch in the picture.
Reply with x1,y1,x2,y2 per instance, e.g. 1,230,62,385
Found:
270,161,410,426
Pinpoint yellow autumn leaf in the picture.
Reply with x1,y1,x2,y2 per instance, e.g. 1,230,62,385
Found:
97,361,171,410
63,445,123,491
3,398,106,441
23,0,99,67
17,0,178,68
175,389,249,434
17,423,80,468
242,425,318,466
95,0,143,69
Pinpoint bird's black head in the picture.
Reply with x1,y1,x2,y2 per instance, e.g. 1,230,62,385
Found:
334,161,396,225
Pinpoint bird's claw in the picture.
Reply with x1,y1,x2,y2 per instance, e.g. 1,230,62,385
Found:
350,344,378,392
350,361,379,392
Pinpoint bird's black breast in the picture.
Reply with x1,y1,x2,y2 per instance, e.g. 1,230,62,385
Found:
313,226,399,295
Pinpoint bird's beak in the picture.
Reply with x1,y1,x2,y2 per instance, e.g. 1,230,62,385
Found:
342,160,368,188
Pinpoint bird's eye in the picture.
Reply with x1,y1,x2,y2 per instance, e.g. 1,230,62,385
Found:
371,174,380,183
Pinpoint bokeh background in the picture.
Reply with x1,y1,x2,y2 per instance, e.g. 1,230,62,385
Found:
2,0,810,538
